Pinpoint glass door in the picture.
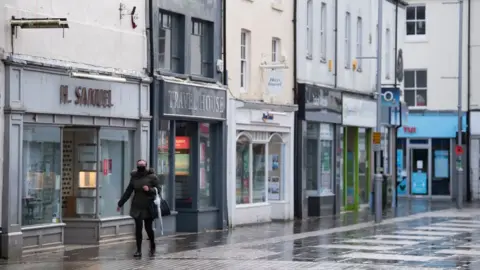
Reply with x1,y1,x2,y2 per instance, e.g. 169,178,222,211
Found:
410,148,429,195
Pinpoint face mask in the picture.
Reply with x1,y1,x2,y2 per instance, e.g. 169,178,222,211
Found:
137,166,146,172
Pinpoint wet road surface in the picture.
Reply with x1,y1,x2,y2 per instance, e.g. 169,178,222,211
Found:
2,199,480,269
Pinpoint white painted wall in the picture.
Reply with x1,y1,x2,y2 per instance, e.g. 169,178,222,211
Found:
226,0,294,104
403,0,468,110
0,0,147,73
469,0,480,109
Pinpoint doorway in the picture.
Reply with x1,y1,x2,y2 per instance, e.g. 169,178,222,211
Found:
410,148,429,195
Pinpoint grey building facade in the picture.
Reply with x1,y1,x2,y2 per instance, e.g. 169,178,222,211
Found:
148,0,228,234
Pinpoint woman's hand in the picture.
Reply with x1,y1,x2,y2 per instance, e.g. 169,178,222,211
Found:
117,207,121,212
143,185,149,192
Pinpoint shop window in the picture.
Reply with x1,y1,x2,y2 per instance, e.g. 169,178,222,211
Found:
396,138,407,195
268,134,284,201
157,120,170,202
99,129,134,217
252,144,267,203
175,122,195,209
22,126,62,225
431,139,450,195
199,123,214,207
306,123,335,196
236,134,251,204
358,128,368,204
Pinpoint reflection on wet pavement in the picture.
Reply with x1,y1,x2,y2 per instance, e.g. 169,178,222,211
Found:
2,199,480,269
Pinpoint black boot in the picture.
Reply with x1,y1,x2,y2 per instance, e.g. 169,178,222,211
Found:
149,241,156,256
133,250,142,258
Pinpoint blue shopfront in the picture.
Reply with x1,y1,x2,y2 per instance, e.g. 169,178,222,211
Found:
396,112,466,198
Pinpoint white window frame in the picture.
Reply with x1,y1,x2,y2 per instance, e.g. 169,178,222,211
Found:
267,133,285,201
406,5,426,36
240,29,250,93
356,16,363,71
272,38,281,63
404,69,428,107
306,0,313,59
385,28,391,79
344,12,351,69
320,3,327,62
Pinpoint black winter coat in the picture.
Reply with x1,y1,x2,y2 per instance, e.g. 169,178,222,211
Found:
117,168,160,220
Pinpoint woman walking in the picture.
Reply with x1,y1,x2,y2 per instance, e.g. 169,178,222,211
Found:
117,159,160,257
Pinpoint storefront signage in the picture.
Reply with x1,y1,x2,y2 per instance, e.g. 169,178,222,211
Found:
403,126,416,133
342,95,376,127
266,69,283,94
60,85,113,107
302,84,342,123
160,80,227,120
262,112,274,122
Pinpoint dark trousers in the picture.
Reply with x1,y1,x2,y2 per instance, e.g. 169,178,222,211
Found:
134,218,155,251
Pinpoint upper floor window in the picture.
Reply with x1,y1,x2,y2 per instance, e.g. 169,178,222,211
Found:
240,29,250,92
406,5,426,36
320,3,327,61
159,11,183,73
356,16,363,71
306,0,313,59
404,70,427,107
191,19,214,78
344,12,351,69
385,28,391,79
272,38,281,62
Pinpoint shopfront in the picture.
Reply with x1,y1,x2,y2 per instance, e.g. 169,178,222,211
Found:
342,95,376,211
294,84,342,218
469,111,480,200
227,98,296,226
397,112,466,198
1,63,150,258
153,77,227,233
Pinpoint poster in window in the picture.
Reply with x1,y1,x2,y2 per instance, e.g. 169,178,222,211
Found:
434,150,449,178
268,176,280,200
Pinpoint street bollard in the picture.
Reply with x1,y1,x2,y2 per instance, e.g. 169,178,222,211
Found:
374,173,383,223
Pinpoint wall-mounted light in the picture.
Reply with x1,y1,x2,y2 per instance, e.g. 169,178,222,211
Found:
70,72,127,83
352,59,358,71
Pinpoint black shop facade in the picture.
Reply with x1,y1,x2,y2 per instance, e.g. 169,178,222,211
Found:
151,77,227,234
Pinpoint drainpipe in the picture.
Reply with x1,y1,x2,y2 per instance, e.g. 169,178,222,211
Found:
222,0,227,85
466,0,472,201
148,0,158,170
292,0,301,218
392,0,399,207
334,0,338,88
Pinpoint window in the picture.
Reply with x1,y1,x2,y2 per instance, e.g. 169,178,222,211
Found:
22,126,62,225
191,19,214,77
268,135,284,201
252,144,267,203
240,30,250,92
199,123,214,207
159,11,183,73
272,38,281,62
99,129,134,217
385,28,391,79
157,120,171,203
174,121,195,209
306,0,313,58
356,16,363,71
320,3,327,61
406,5,426,36
404,70,427,107
344,12,351,69
236,135,251,204
306,123,334,196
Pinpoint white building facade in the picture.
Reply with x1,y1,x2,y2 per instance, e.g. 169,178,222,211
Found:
398,0,468,200
0,0,150,258
294,0,406,217
225,0,297,226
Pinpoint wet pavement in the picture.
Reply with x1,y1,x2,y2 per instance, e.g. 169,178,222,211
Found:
3,199,480,269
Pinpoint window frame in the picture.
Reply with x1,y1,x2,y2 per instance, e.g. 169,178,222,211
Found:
191,18,214,78
356,16,363,72
306,0,313,59
385,28,391,79
272,37,281,63
320,2,327,62
267,133,285,201
406,5,426,36
240,29,250,93
344,12,351,69
404,69,428,107
158,10,183,73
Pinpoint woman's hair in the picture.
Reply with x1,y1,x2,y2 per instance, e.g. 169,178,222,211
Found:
137,159,147,166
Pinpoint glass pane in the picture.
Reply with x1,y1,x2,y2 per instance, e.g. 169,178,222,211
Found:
416,70,427,87
199,123,213,207
268,137,283,200
358,129,368,204
404,90,416,107
411,149,428,195
416,6,426,20
406,22,416,35
22,126,62,225
404,71,415,88
236,136,250,204
416,90,427,106
406,7,415,20
417,21,426,35
190,35,202,75
175,122,195,209
99,129,133,217
306,122,319,191
253,144,266,203
432,139,450,195
157,123,170,202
